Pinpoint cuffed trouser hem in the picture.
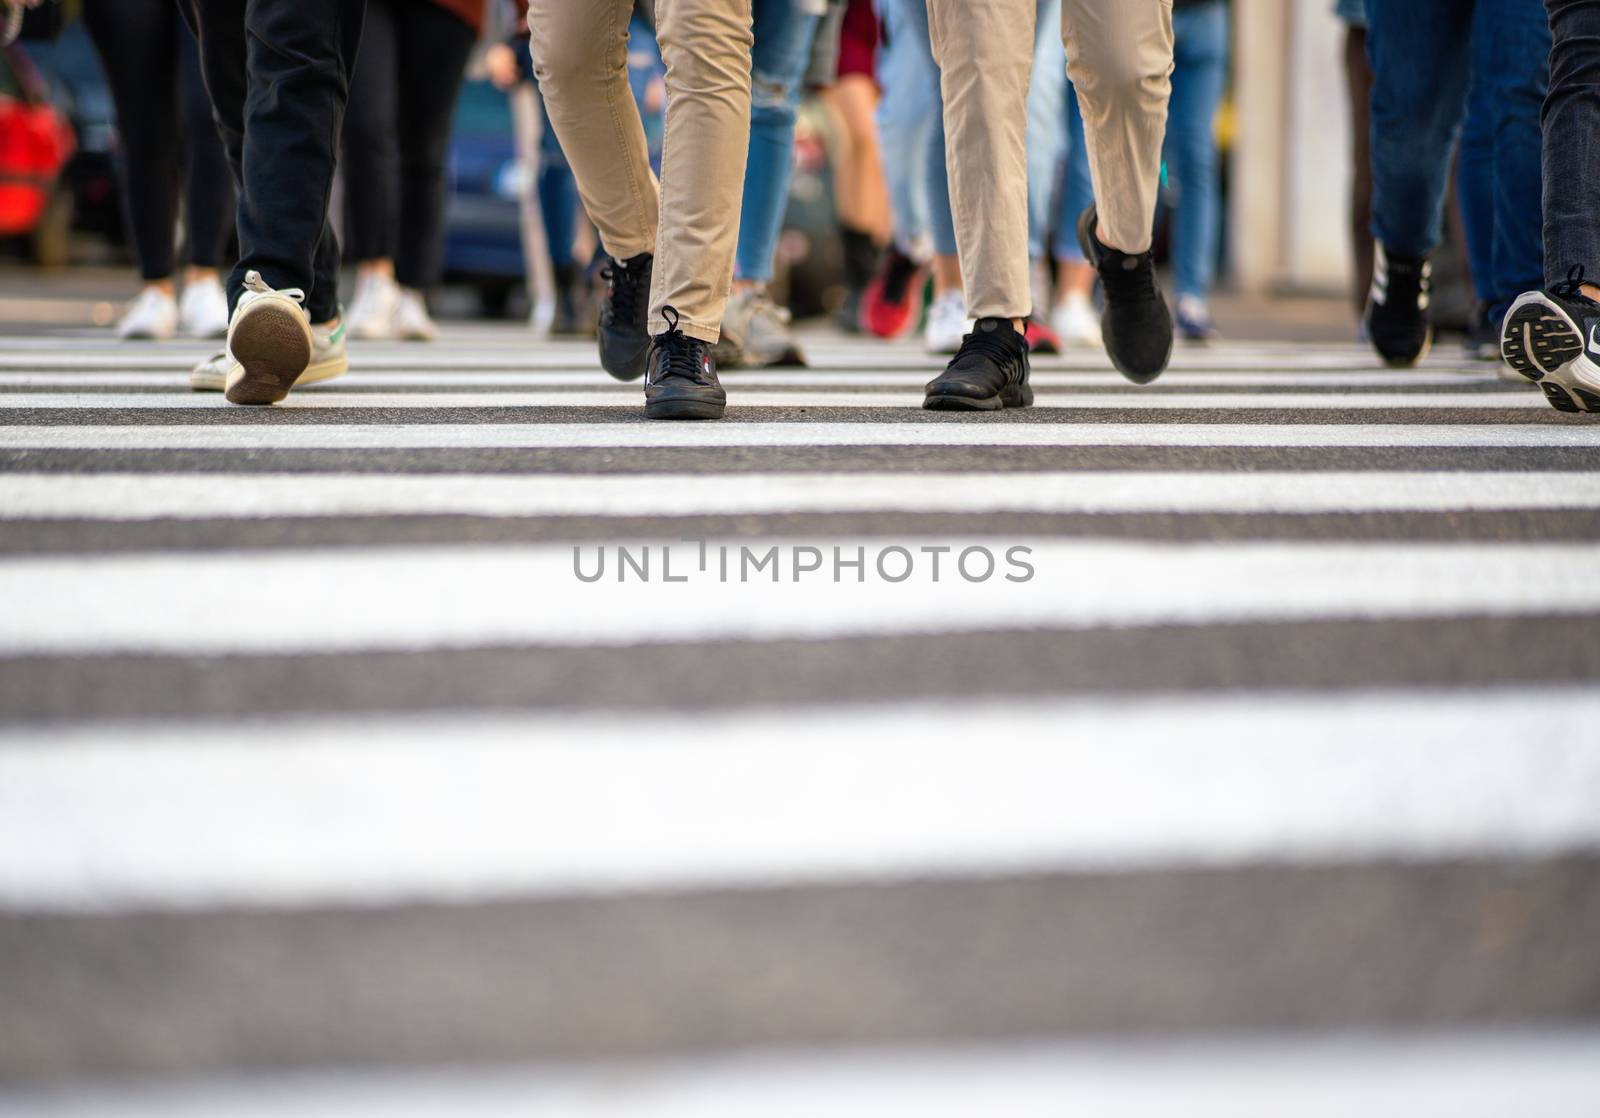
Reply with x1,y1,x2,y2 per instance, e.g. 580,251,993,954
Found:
649,314,721,344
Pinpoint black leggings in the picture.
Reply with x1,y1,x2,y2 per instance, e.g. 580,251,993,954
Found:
342,0,477,292
82,0,235,281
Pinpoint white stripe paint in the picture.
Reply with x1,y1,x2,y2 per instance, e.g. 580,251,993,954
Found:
0,539,1596,656
0,391,1548,410
1,689,1597,911
3,1031,1598,1117
3,471,1598,521
0,369,1501,388
4,422,1595,451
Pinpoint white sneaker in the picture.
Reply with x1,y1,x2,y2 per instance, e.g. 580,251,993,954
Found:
924,290,972,354
393,287,439,342
1052,290,1102,348
529,295,556,337
193,314,347,393
117,287,178,340
177,278,230,339
346,272,399,340
222,270,315,405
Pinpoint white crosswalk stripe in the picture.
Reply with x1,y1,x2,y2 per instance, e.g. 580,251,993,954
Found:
2,327,1596,1109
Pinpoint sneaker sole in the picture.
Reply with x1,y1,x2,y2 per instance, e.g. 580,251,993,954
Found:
645,395,727,421
922,383,1035,411
225,300,314,405
193,355,345,393
1501,294,1600,413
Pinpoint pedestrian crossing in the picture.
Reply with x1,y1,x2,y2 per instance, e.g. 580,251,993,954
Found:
2,327,1598,1113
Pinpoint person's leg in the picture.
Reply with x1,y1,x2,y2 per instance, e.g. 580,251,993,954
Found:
222,0,364,324
733,0,821,285
341,0,397,271
1542,0,1600,291
647,0,754,342
1051,81,1100,345
1497,0,1600,412
926,0,1034,322
176,15,235,278
1477,0,1549,322
1027,0,1066,276
82,0,183,289
1366,0,1472,259
1343,20,1375,319
180,0,363,404
527,0,661,376
921,0,1033,410
1062,0,1175,382
392,0,477,297
340,0,400,336
1164,0,1228,336
874,0,935,257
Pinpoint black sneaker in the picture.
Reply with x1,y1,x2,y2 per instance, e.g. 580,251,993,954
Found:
922,316,1033,411
1462,301,1500,362
1076,203,1172,384
1501,267,1600,413
597,251,652,381
645,307,727,420
1363,244,1432,367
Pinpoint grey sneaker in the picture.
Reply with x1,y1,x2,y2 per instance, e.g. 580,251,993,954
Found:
713,288,806,369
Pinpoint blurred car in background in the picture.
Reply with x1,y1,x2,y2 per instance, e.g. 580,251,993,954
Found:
442,78,525,317
17,24,119,261
0,43,76,267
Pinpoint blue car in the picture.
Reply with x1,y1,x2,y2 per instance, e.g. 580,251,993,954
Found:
442,79,525,316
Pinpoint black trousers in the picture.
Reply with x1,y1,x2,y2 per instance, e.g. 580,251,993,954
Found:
178,0,366,322
82,0,235,281
342,0,476,292
1544,0,1600,287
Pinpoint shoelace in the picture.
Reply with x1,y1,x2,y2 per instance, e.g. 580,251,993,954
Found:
599,257,645,326
1099,253,1159,303
951,324,1022,376
650,307,711,386
1552,264,1593,304
241,270,305,306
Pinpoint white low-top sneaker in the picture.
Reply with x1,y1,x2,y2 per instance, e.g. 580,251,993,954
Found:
924,290,972,355
194,309,347,393
1051,290,1102,348
177,278,230,339
117,287,179,341
222,270,315,405
393,287,439,342
346,272,399,340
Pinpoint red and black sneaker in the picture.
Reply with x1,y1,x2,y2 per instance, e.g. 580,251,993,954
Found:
861,244,927,339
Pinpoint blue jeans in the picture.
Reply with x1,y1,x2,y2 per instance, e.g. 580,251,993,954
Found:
875,0,957,256
735,0,822,281
1367,0,1548,320
1164,1,1228,302
1050,80,1094,262
1540,0,1596,288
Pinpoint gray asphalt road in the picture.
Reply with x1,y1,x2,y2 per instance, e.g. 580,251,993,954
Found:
1,326,1598,1113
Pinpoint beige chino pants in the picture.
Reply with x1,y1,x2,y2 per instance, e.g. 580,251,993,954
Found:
927,0,1174,321
527,0,753,342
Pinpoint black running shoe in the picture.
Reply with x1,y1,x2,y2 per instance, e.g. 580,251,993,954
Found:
1363,244,1432,367
597,251,652,381
922,316,1033,411
645,307,727,420
1501,266,1600,413
1462,301,1500,362
1076,203,1172,384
